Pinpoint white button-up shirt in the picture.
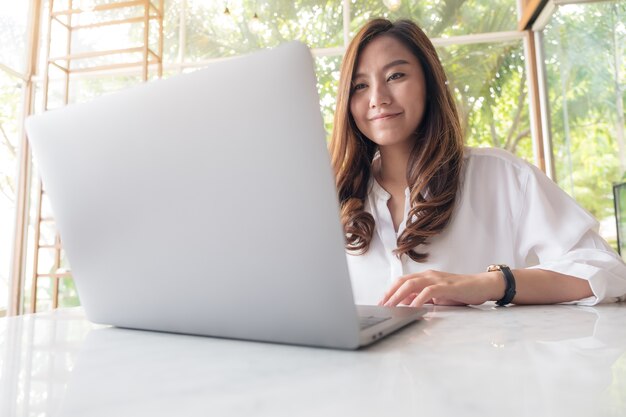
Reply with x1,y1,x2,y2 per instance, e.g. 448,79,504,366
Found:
347,147,626,306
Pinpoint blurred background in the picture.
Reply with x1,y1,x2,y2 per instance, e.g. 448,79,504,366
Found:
0,0,624,315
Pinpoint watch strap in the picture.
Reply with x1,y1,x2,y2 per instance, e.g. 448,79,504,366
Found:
487,264,516,306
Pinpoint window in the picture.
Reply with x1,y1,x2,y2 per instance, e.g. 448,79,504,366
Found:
13,0,550,311
0,1,30,315
350,0,517,37
184,0,343,61
542,1,626,246
438,40,533,161
0,70,22,315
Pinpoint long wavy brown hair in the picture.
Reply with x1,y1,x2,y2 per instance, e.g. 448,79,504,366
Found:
329,19,464,262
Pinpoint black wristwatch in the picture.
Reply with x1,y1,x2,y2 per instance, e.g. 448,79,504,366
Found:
487,264,516,306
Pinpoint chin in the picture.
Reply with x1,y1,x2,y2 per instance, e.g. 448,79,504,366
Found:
370,136,410,148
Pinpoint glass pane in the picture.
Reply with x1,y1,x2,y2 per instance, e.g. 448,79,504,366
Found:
23,167,40,313
39,220,58,246
163,0,181,63
350,0,517,39
36,248,58,275
41,67,70,110
71,74,144,103
184,0,343,62
438,40,533,161
0,69,22,313
543,1,626,247
44,1,162,74
315,55,341,139
41,191,55,218
38,0,51,81
72,22,147,54
161,68,182,79
59,276,80,308
0,1,29,73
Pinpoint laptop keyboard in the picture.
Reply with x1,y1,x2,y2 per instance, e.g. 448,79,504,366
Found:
359,315,391,330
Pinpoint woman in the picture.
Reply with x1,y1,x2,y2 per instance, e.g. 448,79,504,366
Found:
329,18,626,307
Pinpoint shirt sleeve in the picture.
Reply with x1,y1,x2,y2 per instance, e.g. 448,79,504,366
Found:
516,162,626,306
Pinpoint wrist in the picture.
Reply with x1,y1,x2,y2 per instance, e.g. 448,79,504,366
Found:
487,264,517,306
485,271,506,302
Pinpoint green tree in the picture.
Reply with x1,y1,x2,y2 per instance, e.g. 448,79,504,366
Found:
544,2,626,223
74,0,533,158
25,0,562,307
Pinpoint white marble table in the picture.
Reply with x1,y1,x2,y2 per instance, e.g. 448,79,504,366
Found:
1,304,625,417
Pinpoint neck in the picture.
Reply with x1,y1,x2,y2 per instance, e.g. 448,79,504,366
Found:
376,143,411,188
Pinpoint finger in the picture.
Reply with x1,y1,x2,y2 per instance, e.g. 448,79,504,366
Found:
378,278,409,306
410,285,445,308
399,294,417,305
378,273,426,305
384,280,430,307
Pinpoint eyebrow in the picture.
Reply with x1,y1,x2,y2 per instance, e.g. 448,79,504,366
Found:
353,59,411,80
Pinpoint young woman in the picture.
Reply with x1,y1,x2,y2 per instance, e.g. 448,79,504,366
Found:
329,18,626,308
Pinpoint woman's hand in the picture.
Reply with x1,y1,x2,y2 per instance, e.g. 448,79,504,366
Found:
378,270,505,308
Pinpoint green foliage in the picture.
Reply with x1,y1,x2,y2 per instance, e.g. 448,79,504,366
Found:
59,276,81,308
315,55,342,136
180,0,344,59
544,2,626,222
350,0,516,37
440,42,533,161
60,0,535,157
4,0,623,308
163,0,529,153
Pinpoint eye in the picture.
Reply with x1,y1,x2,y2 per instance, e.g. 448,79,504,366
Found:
387,72,405,81
352,82,367,92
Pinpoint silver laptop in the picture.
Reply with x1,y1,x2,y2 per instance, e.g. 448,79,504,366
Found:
25,41,424,349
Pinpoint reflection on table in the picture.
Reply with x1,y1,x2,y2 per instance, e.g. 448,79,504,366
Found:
1,304,625,417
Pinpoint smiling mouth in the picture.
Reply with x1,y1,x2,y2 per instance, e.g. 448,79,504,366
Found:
370,112,402,121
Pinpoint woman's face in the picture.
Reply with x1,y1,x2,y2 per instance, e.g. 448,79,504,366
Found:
349,35,427,150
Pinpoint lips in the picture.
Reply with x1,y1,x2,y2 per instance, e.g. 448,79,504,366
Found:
370,112,402,121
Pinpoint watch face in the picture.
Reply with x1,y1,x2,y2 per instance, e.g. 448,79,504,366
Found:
487,264,509,272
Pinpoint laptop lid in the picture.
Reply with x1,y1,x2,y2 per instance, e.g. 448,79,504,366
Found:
25,42,422,349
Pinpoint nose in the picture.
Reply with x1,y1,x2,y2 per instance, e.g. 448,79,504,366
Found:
369,81,391,108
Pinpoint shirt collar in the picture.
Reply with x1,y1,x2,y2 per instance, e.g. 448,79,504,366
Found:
370,153,411,201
